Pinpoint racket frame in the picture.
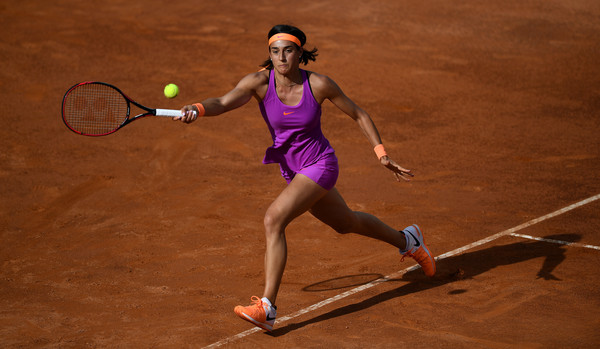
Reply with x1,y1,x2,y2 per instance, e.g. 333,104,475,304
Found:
62,81,182,136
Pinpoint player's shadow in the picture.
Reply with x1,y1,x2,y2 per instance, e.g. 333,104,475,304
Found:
268,233,580,337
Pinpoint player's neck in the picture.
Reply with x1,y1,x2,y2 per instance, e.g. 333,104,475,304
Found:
275,70,302,87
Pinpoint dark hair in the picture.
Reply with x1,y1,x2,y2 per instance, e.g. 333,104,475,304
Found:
260,24,318,70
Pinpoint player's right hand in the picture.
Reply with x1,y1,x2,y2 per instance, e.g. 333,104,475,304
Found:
175,105,199,123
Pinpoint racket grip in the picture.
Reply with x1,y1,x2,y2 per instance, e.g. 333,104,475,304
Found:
155,109,198,118
156,109,183,117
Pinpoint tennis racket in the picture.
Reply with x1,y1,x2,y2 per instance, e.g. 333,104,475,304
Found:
62,81,191,136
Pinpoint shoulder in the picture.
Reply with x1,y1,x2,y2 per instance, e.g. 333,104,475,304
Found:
306,71,343,103
237,69,270,89
234,70,270,100
307,71,334,88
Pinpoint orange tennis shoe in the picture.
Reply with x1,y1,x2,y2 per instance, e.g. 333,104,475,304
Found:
234,296,277,332
400,224,436,277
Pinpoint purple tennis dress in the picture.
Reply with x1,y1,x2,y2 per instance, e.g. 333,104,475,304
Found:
259,69,339,190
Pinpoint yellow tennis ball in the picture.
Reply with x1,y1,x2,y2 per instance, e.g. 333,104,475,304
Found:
164,83,179,98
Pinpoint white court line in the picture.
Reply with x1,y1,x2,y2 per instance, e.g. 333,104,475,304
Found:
203,193,600,348
509,233,600,250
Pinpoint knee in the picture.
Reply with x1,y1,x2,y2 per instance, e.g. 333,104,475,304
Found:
264,209,284,238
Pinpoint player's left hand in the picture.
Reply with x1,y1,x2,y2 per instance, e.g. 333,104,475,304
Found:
380,156,414,182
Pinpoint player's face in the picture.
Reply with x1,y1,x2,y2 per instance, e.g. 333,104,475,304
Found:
269,40,302,75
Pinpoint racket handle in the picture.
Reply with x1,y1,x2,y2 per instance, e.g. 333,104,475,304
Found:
155,109,197,118
155,109,183,117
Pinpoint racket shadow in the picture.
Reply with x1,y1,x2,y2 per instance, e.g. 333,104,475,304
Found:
301,273,385,292
268,233,579,337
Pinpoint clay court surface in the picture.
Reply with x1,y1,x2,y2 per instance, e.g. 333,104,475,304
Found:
2,0,600,347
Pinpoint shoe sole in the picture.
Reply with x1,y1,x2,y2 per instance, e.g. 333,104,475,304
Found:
235,311,274,332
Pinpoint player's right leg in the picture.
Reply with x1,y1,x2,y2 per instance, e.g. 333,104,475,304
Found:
234,174,329,331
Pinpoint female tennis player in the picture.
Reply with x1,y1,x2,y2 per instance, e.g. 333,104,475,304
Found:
176,24,436,332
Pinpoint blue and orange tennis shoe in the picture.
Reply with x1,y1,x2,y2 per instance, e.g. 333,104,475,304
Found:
234,296,277,332
400,224,436,277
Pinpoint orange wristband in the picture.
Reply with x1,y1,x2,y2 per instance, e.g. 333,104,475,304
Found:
374,144,387,159
193,103,205,117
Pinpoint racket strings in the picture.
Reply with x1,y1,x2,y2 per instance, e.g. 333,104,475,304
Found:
63,83,129,135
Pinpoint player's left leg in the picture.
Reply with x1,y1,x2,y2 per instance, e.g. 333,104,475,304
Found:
309,188,435,276
309,188,406,248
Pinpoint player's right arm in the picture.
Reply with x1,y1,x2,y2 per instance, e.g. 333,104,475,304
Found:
176,71,268,123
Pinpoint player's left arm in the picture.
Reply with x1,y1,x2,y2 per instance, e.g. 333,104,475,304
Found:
312,73,413,181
